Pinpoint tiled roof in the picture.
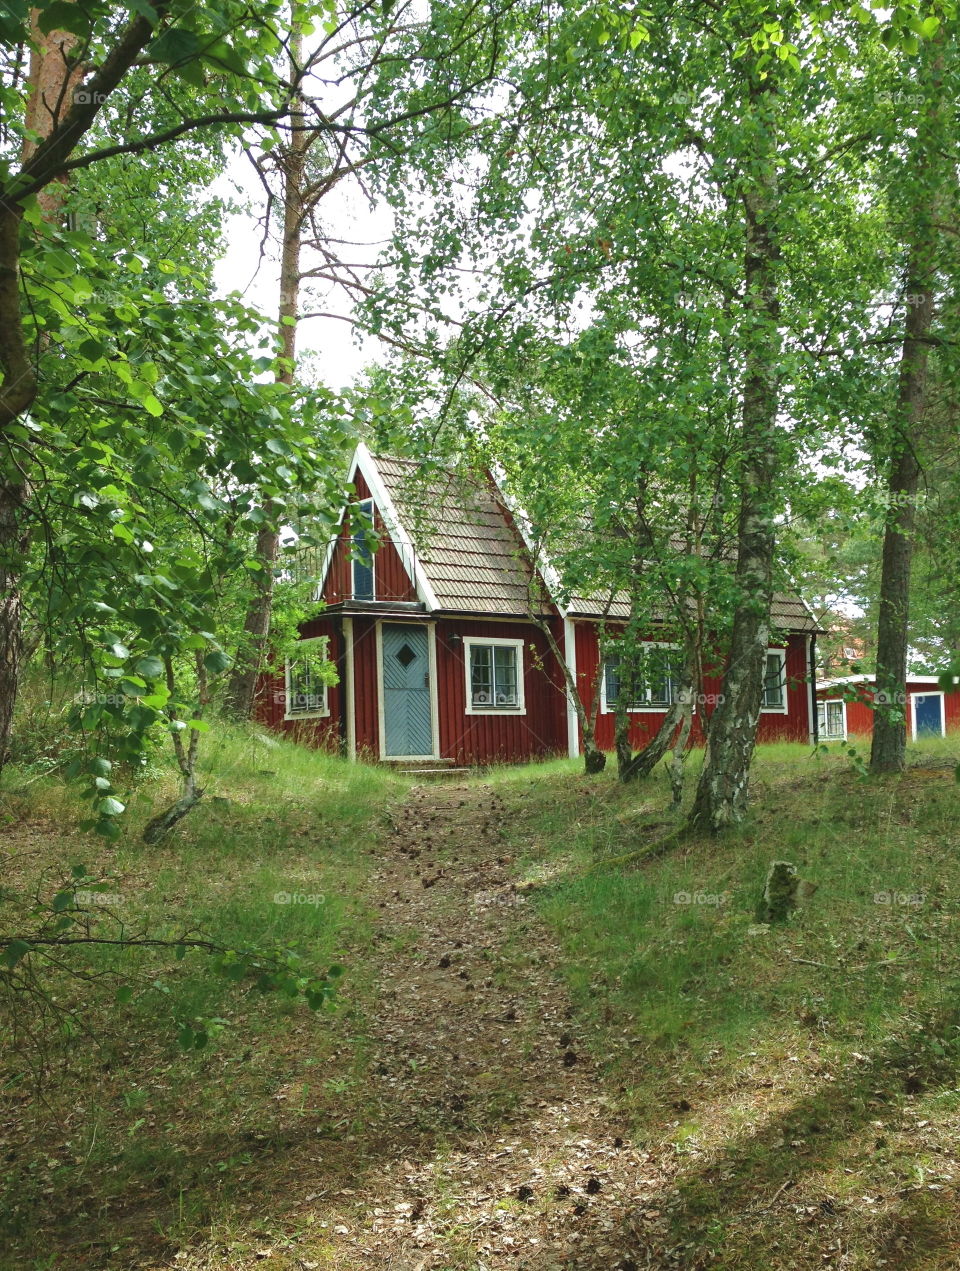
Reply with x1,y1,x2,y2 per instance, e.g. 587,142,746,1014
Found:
566,590,821,633
372,453,821,632
375,455,550,615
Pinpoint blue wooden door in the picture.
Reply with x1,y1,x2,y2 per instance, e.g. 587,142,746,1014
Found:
382,624,433,757
914,693,943,737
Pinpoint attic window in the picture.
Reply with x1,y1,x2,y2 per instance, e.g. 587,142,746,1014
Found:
464,637,526,714
351,498,374,600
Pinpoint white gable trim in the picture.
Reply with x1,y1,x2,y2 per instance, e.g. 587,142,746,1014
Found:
312,444,440,612
354,444,440,611
489,461,567,618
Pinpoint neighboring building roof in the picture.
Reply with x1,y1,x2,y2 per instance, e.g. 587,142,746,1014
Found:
819,673,946,688
566,589,821,633
323,445,821,631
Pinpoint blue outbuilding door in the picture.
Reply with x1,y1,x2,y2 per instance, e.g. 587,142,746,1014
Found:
913,693,944,739
381,623,434,758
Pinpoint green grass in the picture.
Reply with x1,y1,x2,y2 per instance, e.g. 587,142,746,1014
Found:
488,738,960,1269
0,724,410,1267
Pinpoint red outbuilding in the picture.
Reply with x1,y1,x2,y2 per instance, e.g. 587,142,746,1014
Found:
256,446,821,766
816,675,960,743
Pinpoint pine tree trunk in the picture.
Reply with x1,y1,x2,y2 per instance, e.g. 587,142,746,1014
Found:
687,70,781,834
0,13,81,772
224,17,305,719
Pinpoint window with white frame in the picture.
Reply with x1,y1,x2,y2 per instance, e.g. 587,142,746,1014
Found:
762,649,787,711
284,637,330,719
603,643,683,712
351,498,375,600
464,637,525,712
817,699,845,740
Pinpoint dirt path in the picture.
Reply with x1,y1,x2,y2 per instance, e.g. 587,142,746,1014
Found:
307,781,676,1270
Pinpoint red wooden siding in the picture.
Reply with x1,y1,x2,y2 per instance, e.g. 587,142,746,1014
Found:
816,681,960,736
323,498,416,605
574,624,812,750
434,618,568,764
757,636,811,743
253,616,341,750
349,616,381,757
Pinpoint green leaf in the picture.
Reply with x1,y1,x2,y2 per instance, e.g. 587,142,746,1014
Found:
135,656,164,680
116,985,135,1005
142,394,164,417
97,796,126,817
37,1,93,36
203,650,230,674
52,890,74,913
2,940,31,970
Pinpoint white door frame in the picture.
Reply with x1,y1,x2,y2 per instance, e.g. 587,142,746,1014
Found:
375,619,441,761
910,690,946,740
343,616,356,760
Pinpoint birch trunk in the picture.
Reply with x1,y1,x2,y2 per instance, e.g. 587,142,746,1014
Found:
687,71,781,834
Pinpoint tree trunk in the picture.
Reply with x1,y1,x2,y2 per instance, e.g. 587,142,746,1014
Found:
0,14,82,772
224,17,306,719
0,481,30,770
687,70,781,835
530,610,606,773
870,50,943,774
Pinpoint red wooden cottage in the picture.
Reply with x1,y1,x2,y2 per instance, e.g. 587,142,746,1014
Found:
256,445,821,765
816,675,960,743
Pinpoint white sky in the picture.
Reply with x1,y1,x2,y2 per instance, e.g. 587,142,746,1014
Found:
211,147,389,390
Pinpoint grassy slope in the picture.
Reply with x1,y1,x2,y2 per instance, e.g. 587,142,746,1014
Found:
0,729,409,1268
490,740,960,1269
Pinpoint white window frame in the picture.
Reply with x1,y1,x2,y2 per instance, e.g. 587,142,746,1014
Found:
351,497,375,601
600,641,686,714
283,636,331,721
463,636,526,715
817,698,847,741
910,690,946,740
761,647,789,714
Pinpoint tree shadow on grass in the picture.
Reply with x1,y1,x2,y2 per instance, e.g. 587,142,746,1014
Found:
524,1013,960,1270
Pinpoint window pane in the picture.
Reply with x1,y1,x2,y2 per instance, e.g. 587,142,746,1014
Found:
763,653,784,707
288,645,326,713
646,646,676,707
827,701,843,737
605,656,622,706
493,646,518,705
352,500,374,600
470,645,493,706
